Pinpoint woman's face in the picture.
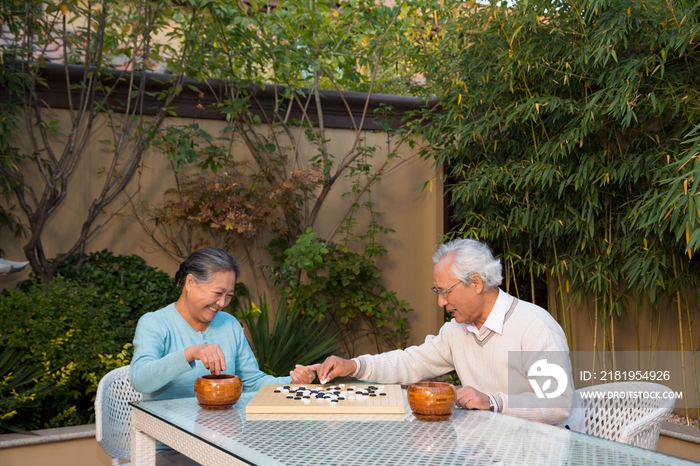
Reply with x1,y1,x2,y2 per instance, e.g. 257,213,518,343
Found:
184,270,236,327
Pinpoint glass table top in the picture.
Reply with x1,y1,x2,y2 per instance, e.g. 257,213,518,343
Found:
131,389,697,466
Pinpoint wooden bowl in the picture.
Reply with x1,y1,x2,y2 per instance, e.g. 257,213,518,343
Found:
407,381,456,421
194,374,242,409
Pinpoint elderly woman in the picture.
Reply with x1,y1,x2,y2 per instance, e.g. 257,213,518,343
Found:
131,248,315,465
131,247,315,400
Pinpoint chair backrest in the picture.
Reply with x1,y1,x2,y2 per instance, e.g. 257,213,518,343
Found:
576,381,675,450
95,365,142,462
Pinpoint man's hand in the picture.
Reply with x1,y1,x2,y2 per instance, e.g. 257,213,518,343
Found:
185,344,227,375
455,385,490,410
290,364,319,384
316,356,357,384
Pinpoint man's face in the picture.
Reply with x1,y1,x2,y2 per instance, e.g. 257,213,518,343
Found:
432,255,488,327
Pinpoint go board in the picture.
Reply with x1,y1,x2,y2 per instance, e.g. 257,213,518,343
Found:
245,383,405,415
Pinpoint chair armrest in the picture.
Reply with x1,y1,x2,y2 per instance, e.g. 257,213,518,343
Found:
620,406,673,449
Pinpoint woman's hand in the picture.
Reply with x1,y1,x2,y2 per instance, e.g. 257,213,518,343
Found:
290,364,319,384
185,344,227,375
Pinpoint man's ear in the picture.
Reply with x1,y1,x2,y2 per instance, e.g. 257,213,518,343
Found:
472,274,484,294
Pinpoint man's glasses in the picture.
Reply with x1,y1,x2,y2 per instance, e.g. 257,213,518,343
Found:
431,281,462,298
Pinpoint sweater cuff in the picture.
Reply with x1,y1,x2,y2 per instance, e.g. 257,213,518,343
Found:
491,393,504,413
351,357,364,378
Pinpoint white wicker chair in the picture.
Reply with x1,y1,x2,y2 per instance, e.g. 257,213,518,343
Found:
95,365,142,465
576,381,675,449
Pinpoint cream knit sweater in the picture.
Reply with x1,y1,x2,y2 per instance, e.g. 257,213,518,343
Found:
352,289,582,431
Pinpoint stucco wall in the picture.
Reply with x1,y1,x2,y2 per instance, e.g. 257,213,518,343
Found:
0,110,445,350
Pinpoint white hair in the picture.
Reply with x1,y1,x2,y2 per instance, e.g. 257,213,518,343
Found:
432,239,502,289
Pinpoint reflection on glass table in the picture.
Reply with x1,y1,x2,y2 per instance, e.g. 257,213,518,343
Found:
130,390,697,466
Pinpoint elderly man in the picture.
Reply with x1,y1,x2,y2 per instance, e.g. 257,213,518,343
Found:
316,238,582,431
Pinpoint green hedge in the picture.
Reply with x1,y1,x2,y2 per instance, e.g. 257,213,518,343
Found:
0,250,179,432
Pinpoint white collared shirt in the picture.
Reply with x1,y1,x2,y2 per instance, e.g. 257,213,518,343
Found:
465,288,511,336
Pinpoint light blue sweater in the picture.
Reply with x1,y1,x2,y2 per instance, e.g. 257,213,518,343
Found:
130,303,290,400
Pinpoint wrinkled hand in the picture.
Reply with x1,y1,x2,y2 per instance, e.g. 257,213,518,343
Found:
185,344,226,375
316,356,357,384
290,364,319,384
454,385,490,410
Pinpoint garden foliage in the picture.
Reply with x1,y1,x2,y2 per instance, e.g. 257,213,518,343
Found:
134,0,422,353
268,229,411,354
1,0,424,429
0,0,193,281
413,0,700,352
0,339,51,434
234,293,342,377
0,251,178,432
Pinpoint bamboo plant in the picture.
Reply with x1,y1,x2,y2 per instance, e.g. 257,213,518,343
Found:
411,0,700,421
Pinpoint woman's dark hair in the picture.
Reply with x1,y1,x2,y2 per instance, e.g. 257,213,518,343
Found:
174,248,240,288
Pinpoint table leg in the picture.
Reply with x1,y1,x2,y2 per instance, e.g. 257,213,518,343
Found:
131,409,157,466
130,405,251,465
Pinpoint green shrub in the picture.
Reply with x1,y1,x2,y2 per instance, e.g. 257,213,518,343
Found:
54,249,180,321
268,229,411,355
1,277,108,430
234,294,342,377
0,251,178,431
0,338,52,433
